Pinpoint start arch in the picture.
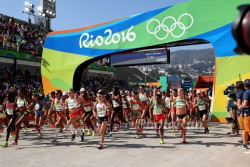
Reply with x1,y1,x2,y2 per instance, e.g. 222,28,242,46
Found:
42,0,250,122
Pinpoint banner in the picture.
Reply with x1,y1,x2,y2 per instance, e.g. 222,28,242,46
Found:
42,0,250,122
0,48,37,61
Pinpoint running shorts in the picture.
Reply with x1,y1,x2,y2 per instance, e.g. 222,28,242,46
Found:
154,113,165,122
97,115,108,124
199,109,208,117
69,110,80,118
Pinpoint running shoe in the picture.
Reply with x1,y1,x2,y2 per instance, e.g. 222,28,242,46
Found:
51,139,58,143
245,150,250,155
92,131,96,136
108,132,112,137
82,129,86,134
12,141,18,145
238,144,248,150
1,142,8,148
114,127,120,132
135,134,140,139
71,134,76,141
81,135,84,142
160,139,164,144
37,133,42,138
87,129,91,136
10,135,14,139
49,124,55,128
98,144,104,150
172,129,176,134
183,138,187,144
23,127,27,133
125,123,129,129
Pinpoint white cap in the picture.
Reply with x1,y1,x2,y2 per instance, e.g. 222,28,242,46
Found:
80,88,85,92
62,92,68,96
196,90,201,94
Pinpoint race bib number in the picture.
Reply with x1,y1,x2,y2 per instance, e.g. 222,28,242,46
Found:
55,103,63,111
84,106,91,112
113,100,120,108
122,104,128,109
68,101,75,109
154,106,162,114
97,109,106,117
35,104,40,110
198,105,206,111
132,104,140,110
6,108,14,115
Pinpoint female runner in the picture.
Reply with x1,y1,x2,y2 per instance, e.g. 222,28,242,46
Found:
32,94,47,130
82,91,95,136
170,89,177,133
150,93,166,144
194,90,210,133
14,89,41,145
175,88,189,143
1,93,17,148
64,88,84,142
130,91,144,139
93,90,113,149
51,90,67,142
109,91,127,137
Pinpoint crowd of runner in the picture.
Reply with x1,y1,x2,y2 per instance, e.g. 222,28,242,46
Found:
0,83,213,150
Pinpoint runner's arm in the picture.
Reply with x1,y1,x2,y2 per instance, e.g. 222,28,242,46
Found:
63,99,68,110
92,104,97,117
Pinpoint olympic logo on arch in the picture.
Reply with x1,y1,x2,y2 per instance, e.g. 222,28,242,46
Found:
146,13,194,40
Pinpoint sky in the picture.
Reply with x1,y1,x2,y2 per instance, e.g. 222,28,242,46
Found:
1,0,212,50
1,0,189,30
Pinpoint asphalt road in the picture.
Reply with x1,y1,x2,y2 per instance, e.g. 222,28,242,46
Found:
0,123,249,167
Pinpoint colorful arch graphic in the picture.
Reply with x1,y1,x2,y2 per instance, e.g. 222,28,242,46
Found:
42,0,250,122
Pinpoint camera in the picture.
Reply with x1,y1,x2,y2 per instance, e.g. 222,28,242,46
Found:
232,5,250,54
223,84,237,101
38,93,44,101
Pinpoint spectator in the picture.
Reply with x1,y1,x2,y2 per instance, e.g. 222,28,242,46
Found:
0,13,47,56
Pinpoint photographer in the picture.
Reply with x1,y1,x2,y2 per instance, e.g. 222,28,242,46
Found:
238,79,250,152
225,83,238,135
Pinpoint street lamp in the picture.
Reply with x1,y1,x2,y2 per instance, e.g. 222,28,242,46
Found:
38,6,46,28
23,2,35,24
40,0,56,31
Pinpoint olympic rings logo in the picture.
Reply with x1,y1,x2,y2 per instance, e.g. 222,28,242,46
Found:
146,13,194,40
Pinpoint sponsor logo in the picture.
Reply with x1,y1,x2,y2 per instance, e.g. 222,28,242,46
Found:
79,26,136,48
146,13,194,40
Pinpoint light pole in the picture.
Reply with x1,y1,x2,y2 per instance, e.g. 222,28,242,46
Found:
38,6,46,28
23,2,35,25
40,0,56,31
